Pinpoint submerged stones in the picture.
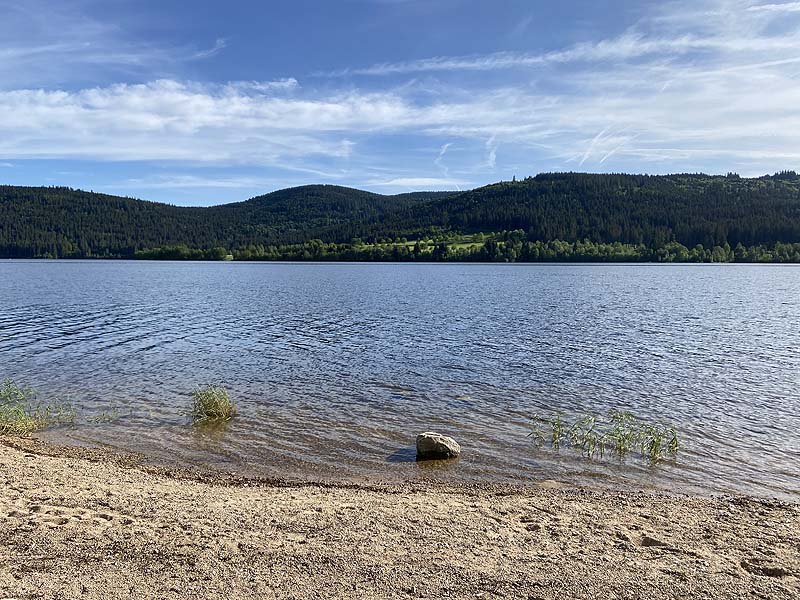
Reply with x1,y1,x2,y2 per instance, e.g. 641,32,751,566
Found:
415,432,461,460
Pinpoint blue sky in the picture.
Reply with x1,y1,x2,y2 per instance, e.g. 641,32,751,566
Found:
1,0,799,205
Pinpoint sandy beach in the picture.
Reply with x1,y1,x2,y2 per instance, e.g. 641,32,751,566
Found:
0,437,797,600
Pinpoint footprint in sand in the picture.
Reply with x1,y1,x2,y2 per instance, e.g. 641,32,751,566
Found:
2,500,134,529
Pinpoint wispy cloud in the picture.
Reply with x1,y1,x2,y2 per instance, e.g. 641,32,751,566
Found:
117,174,276,190
224,79,300,93
747,1,800,12
0,0,228,88
1,0,800,194
325,34,665,76
434,142,452,176
327,0,800,77
509,15,535,39
485,136,498,170
0,80,409,163
369,177,466,189
191,38,228,60
325,31,800,76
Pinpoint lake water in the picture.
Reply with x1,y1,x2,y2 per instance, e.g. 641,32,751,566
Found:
1,261,799,500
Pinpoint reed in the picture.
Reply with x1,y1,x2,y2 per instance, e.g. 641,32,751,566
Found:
190,385,236,424
530,409,679,462
0,379,76,435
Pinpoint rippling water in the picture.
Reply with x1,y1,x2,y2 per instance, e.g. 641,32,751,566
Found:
1,260,799,499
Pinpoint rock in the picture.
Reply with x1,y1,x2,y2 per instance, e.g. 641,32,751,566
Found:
415,432,461,460
640,535,669,548
741,560,792,578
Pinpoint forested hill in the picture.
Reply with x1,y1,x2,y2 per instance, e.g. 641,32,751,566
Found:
0,185,453,258
2,172,800,261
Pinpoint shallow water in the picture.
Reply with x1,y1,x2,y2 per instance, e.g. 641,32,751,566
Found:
1,260,798,500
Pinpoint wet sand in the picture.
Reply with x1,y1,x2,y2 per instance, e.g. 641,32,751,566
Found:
0,437,798,599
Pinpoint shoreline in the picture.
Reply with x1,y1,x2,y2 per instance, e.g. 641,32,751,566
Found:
1,436,798,599
7,258,800,265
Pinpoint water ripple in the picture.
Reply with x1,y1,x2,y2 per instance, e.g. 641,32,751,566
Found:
1,261,799,500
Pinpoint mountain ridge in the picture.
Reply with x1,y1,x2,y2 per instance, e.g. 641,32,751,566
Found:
2,172,800,261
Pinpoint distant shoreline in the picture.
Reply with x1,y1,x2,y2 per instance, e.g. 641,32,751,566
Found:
5,256,800,264
6,252,800,264
1,435,798,599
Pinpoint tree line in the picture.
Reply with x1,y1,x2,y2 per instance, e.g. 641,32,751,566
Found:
2,172,800,261
134,235,800,263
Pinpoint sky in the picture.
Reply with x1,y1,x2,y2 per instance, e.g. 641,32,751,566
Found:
0,0,799,205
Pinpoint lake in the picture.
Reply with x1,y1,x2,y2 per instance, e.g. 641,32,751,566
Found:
1,260,798,500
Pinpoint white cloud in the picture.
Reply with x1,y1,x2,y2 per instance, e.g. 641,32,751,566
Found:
485,136,498,170
327,0,800,79
747,2,800,12
326,31,800,76
0,80,409,162
1,51,799,174
118,175,277,190
0,0,227,88
191,38,228,60
369,177,466,188
0,0,799,185
434,142,452,176
224,79,300,93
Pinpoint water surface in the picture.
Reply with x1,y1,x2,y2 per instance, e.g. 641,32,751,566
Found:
1,261,798,500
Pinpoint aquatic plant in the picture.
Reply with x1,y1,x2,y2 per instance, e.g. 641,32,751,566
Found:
191,385,236,424
0,378,34,405
530,409,679,462
87,406,122,424
0,378,76,435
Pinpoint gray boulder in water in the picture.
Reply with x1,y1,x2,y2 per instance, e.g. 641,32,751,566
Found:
416,432,461,460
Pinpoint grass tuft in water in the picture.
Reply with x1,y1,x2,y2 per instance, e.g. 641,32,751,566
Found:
0,378,76,435
191,385,236,424
87,406,122,424
530,410,679,462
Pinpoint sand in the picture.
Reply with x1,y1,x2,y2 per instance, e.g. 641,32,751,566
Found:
0,436,798,600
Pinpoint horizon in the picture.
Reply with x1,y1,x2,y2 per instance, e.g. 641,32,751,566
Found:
1,0,799,205
4,169,796,207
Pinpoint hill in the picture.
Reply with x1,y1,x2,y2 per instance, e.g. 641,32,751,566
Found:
2,173,800,262
0,185,452,258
